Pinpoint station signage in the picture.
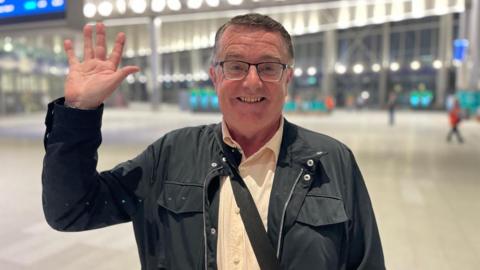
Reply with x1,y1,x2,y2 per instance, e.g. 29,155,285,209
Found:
0,0,66,24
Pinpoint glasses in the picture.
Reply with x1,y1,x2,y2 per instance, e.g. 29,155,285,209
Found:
215,60,292,82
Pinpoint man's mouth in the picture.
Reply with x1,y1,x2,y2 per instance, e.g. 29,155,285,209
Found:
237,97,266,103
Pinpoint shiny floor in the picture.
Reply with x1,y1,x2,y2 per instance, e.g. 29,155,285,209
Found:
1,107,479,270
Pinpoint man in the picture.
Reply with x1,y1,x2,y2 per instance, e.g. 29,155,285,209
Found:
43,13,385,269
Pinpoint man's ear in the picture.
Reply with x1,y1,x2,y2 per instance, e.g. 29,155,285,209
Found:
209,65,217,88
285,68,294,85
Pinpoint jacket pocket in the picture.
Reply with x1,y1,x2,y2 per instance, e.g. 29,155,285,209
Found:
157,181,204,214
296,194,348,226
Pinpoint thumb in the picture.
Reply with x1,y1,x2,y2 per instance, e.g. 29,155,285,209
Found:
112,65,140,85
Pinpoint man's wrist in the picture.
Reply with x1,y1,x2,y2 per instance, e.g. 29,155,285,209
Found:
64,100,98,110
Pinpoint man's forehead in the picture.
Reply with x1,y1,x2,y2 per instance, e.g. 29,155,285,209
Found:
217,25,289,59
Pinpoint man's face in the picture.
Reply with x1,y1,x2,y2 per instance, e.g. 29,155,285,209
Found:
209,25,293,136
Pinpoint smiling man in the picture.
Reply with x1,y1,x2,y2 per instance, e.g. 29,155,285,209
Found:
42,13,385,270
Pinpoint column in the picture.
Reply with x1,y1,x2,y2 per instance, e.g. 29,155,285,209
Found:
378,23,390,107
435,14,453,108
149,18,162,110
321,30,337,96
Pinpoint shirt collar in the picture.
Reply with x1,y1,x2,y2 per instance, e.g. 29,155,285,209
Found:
221,118,284,162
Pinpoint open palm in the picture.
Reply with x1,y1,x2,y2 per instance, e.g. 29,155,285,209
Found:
64,23,139,109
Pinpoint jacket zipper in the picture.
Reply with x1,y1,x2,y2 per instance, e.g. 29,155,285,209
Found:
276,168,304,258
203,165,223,270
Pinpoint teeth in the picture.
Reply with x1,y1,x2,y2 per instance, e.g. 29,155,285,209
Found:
239,97,262,103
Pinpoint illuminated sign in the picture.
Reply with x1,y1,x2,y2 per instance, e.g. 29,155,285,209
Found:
0,0,66,24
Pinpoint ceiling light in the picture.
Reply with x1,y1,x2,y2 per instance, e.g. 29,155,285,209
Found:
83,2,97,18
205,0,219,7
294,68,303,77
307,67,317,76
116,0,127,14
353,63,364,74
433,60,443,69
151,0,166,12
129,0,147,14
410,60,421,70
390,62,400,72
187,0,202,9
167,0,182,11
335,63,347,74
98,1,113,16
227,0,243,5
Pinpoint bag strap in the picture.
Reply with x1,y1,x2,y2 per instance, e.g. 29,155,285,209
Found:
222,145,281,270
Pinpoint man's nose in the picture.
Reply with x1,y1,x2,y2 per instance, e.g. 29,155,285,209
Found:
243,65,262,89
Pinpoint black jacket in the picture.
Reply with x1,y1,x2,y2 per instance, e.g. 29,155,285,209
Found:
42,98,385,270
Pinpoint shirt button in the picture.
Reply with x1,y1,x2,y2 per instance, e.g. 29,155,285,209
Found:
210,228,216,235
211,162,218,168
303,174,311,181
235,208,240,215
233,258,240,264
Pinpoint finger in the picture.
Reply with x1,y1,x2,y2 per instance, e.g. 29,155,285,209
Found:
83,24,94,61
95,22,107,60
112,66,140,84
108,32,126,69
64,39,79,65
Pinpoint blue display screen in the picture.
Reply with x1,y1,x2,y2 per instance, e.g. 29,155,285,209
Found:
0,0,66,22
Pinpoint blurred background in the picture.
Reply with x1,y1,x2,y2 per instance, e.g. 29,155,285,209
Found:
0,0,479,269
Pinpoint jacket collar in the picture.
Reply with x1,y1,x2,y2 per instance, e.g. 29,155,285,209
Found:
212,118,328,172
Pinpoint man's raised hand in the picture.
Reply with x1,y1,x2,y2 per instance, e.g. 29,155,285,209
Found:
64,22,139,109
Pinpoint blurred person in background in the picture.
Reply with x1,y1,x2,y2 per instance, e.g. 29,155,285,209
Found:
446,99,464,143
41,13,385,270
386,91,397,126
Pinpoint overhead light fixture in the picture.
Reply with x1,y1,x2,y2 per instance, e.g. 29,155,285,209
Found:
116,0,127,14
353,63,364,74
98,1,114,16
3,42,13,52
371,63,381,72
361,90,370,100
83,2,97,18
187,0,202,9
126,74,135,84
390,62,400,72
335,63,347,74
151,0,166,12
205,0,219,7
227,0,243,5
294,68,303,77
410,60,421,70
129,0,147,14
307,66,317,76
433,60,443,69
167,0,182,11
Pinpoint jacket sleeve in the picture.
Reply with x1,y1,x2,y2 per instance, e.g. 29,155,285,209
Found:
42,98,158,231
345,150,386,269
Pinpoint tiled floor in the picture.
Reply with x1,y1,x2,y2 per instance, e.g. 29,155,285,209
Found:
1,108,479,269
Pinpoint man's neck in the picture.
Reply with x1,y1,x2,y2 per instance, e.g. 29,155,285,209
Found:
226,118,282,159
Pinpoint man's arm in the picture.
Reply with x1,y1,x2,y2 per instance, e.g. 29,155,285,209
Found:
345,151,386,269
42,98,157,231
42,22,145,231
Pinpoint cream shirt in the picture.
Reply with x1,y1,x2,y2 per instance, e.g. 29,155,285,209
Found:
216,119,284,270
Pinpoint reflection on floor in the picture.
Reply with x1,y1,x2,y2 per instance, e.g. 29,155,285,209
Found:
1,108,479,270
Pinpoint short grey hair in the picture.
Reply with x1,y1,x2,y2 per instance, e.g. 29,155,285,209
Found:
212,13,294,62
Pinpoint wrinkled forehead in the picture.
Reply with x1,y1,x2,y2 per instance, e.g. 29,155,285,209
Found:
216,25,291,61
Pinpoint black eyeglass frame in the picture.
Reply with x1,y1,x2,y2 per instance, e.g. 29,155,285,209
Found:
214,60,294,82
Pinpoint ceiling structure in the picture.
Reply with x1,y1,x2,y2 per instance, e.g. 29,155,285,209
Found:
0,0,467,69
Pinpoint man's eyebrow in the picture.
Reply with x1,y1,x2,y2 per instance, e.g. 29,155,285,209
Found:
223,53,282,62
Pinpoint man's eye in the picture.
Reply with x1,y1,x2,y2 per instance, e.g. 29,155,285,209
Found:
260,64,278,73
